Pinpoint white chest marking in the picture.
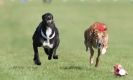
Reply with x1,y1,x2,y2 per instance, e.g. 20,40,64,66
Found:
41,28,55,39
46,27,52,38
41,27,55,48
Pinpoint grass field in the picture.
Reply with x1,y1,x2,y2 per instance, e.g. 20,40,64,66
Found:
0,0,133,80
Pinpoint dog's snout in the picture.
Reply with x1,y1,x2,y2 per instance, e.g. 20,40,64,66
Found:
47,20,53,24
96,39,103,48
48,19,52,22
97,43,101,48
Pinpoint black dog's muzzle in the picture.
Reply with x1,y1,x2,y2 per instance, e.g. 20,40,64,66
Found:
47,20,53,24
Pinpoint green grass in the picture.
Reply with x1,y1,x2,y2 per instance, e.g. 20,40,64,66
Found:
0,0,133,80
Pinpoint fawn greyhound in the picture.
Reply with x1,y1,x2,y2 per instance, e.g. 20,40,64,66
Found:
84,22,108,67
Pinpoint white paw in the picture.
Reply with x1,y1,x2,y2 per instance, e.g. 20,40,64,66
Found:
101,48,106,54
91,60,94,64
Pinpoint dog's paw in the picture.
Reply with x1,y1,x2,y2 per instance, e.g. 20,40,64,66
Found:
53,55,58,59
48,56,52,60
95,64,99,67
34,59,41,65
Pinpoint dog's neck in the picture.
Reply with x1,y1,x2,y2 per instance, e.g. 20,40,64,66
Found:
42,21,54,28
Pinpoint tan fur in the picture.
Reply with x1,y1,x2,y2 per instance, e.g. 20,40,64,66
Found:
84,22,108,67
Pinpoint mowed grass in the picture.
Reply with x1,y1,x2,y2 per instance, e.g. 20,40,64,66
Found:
0,0,133,80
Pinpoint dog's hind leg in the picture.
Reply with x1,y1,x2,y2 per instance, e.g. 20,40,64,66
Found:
95,48,101,67
33,43,41,65
84,40,89,51
89,47,94,65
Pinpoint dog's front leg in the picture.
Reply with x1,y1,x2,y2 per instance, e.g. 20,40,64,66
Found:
95,48,101,67
53,49,58,59
33,43,41,65
48,49,53,60
89,47,94,65
44,48,54,60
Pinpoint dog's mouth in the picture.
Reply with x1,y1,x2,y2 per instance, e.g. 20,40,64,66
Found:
97,43,103,49
97,43,101,48
96,39,102,48
47,20,53,24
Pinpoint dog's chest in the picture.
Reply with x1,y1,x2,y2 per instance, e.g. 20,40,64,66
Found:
46,27,52,38
41,27,55,48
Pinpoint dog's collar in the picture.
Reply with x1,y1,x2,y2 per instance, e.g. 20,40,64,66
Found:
41,29,55,39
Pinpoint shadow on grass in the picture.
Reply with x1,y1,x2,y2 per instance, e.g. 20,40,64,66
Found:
60,65,106,71
9,65,39,70
60,65,86,70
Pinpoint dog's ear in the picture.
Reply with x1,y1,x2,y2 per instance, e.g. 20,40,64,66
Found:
42,14,45,21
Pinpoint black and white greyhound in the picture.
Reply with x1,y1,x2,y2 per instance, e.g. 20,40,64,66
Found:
32,13,60,65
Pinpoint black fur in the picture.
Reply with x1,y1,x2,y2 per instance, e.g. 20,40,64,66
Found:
32,13,60,65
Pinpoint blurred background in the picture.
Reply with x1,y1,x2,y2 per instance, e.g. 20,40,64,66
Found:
0,0,133,80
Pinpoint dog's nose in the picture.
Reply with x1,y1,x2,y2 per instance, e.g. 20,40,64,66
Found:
97,43,101,48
